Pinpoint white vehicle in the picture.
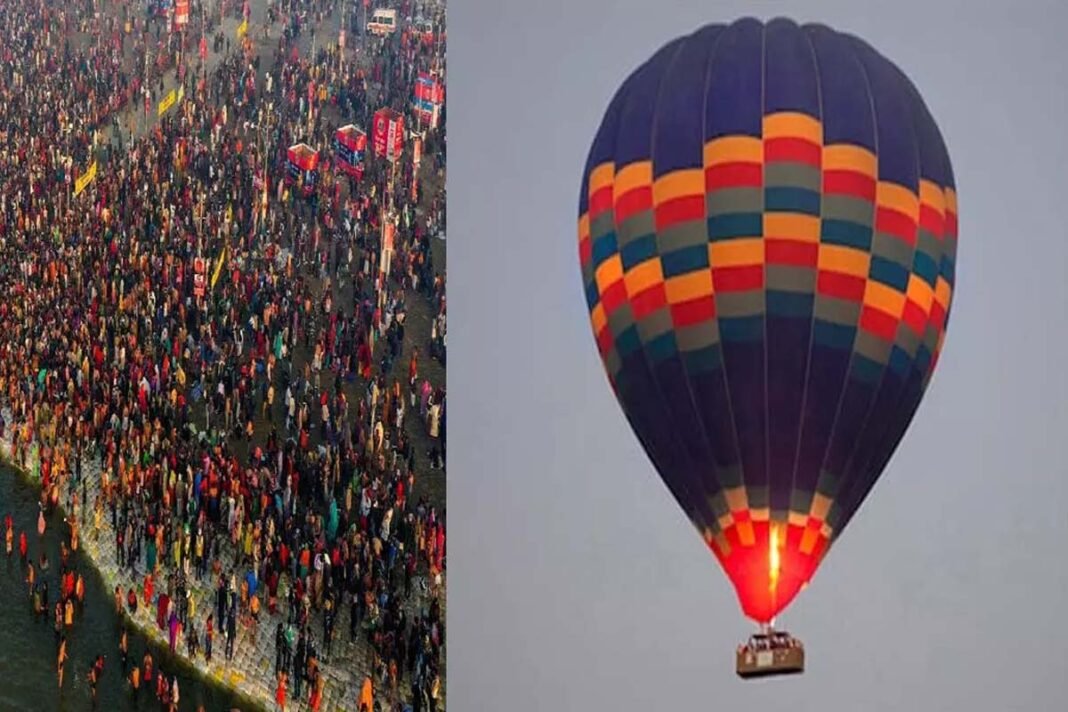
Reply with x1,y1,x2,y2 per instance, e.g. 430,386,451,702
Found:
367,8,398,36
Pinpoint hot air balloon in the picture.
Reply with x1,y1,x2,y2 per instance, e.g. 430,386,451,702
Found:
577,17,957,677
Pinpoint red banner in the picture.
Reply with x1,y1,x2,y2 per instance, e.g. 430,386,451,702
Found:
175,0,190,26
372,109,405,162
372,110,388,157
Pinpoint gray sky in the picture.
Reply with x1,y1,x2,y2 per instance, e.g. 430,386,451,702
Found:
447,1,1068,709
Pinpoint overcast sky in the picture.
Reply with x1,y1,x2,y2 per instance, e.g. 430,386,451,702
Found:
447,1,1068,709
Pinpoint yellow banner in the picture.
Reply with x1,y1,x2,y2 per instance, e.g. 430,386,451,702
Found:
73,161,98,197
237,19,248,38
211,246,227,289
158,89,176,117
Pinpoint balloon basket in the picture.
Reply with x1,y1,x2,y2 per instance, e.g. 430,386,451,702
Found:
736,629,805,679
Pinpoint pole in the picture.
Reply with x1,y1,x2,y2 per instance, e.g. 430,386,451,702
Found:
378,207,386,310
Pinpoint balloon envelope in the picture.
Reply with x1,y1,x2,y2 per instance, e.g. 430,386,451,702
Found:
577,17,957,623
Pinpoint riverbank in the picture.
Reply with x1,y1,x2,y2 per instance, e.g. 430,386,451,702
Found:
0,414,440,711
0,460,256,711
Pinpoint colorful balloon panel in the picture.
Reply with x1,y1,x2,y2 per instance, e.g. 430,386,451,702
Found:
577,18,956,623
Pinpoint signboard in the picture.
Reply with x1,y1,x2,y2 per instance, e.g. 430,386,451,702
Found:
372,108,404,163
335,124,368,178
412,72,443,129
372,111,388,158
158,89,176,116
73,161,98,197
286,143,320,197
386,116,400,162
158,86,185,117
175,0,189,25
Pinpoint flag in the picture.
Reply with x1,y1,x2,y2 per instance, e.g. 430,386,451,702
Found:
211,247,227,289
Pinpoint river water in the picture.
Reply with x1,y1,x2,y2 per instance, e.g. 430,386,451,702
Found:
0,465,256,711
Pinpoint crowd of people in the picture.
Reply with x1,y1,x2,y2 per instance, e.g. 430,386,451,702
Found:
0,0,446,709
